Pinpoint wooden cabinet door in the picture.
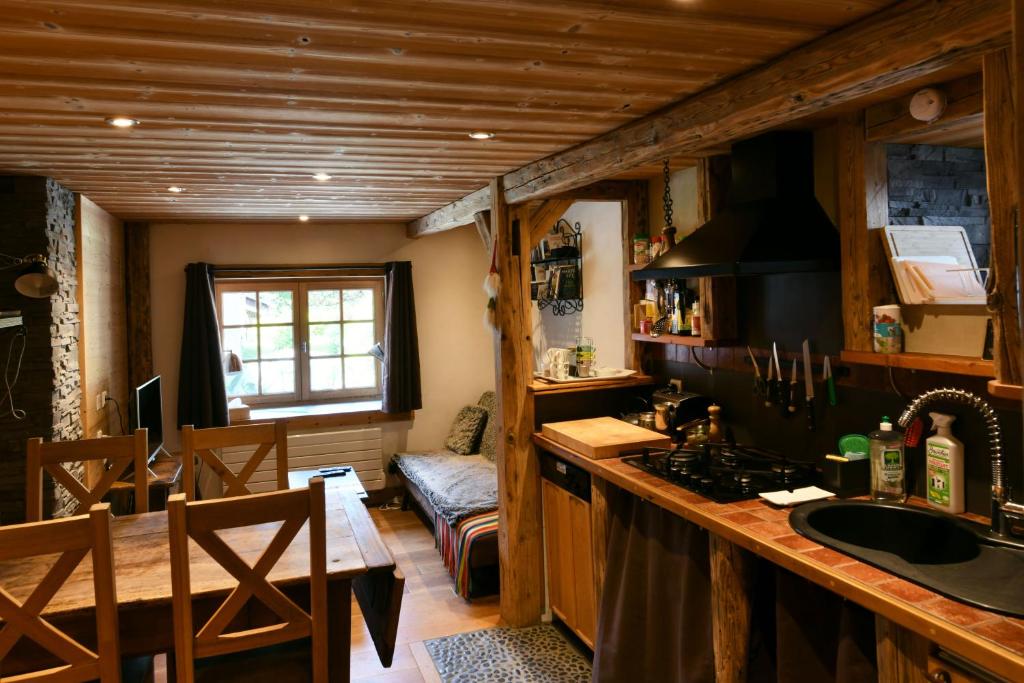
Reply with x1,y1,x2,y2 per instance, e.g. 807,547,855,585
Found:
569,493,597,647
542,479,576,627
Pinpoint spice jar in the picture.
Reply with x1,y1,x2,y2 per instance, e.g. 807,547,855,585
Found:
633,236,651,265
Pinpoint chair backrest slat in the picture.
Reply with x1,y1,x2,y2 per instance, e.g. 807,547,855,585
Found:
26,430,149,521
180,422,288,500
0,504,121,683
167,478,327,683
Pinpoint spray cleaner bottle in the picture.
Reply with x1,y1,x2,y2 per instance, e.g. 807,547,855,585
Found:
925,412,964,514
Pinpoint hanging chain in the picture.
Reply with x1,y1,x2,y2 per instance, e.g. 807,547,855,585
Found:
662,158,674,230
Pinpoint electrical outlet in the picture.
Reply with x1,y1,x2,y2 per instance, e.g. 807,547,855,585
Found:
669,378,683,392
96,391,108,410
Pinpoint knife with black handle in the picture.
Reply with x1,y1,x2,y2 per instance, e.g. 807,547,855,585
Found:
802,339,815,431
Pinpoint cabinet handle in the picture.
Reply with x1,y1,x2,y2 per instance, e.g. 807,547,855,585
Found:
928,670,951,683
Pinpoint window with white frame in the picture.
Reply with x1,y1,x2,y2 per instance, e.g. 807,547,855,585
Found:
215,278,384,405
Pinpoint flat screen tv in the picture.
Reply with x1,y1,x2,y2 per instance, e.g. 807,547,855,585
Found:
131,375,164,462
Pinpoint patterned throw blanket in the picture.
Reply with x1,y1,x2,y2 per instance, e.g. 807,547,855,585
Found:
437,510,499,599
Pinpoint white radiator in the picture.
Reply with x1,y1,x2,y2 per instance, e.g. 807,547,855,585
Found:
220,427,384,493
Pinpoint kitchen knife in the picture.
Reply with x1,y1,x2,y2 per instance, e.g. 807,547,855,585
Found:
788,359,798,413
747,346,763,397
771,342,783,407
823,355,837,407
764,351,774,407
802,339,815,431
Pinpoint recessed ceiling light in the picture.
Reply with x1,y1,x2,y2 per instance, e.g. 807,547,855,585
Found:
105,117,139,128
298,215,310,222
312,172,332,182
167,186,185,193
468,131,495,140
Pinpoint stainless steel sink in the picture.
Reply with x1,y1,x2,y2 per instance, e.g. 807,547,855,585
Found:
790,500,1024,617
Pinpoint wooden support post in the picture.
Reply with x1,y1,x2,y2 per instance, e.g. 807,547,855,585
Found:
624,181,648,372
696,155,736,342
875,615,930,682
529,199,574,247
837,113,894,352
709,534,755,683
124,221,154,390
984,49,1023,386
1017,0,1024,389
473,210,491,253
491,177,544,627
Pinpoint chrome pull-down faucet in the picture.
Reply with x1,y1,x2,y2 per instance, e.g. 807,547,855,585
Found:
897,387,1024,538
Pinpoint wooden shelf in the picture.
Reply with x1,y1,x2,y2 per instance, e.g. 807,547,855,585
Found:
0,316,23,330
529,373,655,395
840,350,994,378
631,332,720,347
987,380,1022,401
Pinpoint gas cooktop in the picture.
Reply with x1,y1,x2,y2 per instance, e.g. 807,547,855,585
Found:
621,444,816,503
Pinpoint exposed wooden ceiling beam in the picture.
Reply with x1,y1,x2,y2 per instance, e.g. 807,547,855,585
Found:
865,73,983,143
407,0,1009,235
406,186,491,236
502,0,1008,203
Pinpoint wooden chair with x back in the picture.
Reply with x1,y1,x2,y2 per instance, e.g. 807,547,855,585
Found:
25,429,150,522
167,478,328,682
180,421,288,501
0,503,121,682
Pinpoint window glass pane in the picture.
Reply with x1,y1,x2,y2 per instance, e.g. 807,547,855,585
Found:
222,326,258,361
260,326,294,359
343,322,374,356
226,362,259,397
260,361,294,394
308,290,340,322
310,323,341,356
258,290,293,324
343,289,374,321
222,291,256,325
309,357,343,392
344,356,376,389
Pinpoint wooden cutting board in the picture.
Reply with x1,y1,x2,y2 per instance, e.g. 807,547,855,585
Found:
541,417,671,460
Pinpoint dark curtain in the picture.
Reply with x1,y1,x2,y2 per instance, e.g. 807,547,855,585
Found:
775,569,877,682
593,492,715,682
177,262,228,428
382,261,422,413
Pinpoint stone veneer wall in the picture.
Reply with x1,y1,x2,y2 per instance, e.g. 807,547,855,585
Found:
0,176,83,523
887,143,990,267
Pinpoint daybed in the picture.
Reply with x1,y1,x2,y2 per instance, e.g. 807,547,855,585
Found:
389,392,499,599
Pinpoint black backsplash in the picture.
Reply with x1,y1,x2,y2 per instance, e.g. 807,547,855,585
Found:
649,359,1023,518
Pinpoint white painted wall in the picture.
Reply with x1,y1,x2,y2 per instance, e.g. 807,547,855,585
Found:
536,201,626,371
148,221,494,474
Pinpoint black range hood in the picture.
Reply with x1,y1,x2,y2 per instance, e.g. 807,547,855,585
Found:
635,131,839,280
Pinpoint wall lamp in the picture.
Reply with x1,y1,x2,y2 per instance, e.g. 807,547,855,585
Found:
0,253,58,298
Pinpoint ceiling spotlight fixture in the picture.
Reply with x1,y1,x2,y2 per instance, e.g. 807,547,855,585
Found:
468,131,495,140
167,186,185,193
105,117,139,128
312,172,332,182
298,215,310,222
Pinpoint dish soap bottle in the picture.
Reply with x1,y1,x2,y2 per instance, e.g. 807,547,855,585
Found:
925,412,964,514
869,416,906,503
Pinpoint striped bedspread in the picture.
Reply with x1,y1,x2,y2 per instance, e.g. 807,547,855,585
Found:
436,509,499,599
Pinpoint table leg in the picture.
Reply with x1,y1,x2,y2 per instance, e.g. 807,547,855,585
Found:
328,579,352,683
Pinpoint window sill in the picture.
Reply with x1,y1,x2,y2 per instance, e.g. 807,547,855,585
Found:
233,400,413,429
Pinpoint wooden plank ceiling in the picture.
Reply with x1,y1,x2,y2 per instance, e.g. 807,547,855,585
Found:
0,0,896,221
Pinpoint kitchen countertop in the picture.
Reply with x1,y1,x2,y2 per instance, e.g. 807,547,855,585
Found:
533,433,1024,681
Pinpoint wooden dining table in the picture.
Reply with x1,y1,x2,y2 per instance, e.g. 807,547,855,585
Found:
0,484,401,682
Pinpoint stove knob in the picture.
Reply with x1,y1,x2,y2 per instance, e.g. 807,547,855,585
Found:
699,477,714,491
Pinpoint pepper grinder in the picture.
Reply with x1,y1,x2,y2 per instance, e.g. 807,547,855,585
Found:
707,404,722,444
